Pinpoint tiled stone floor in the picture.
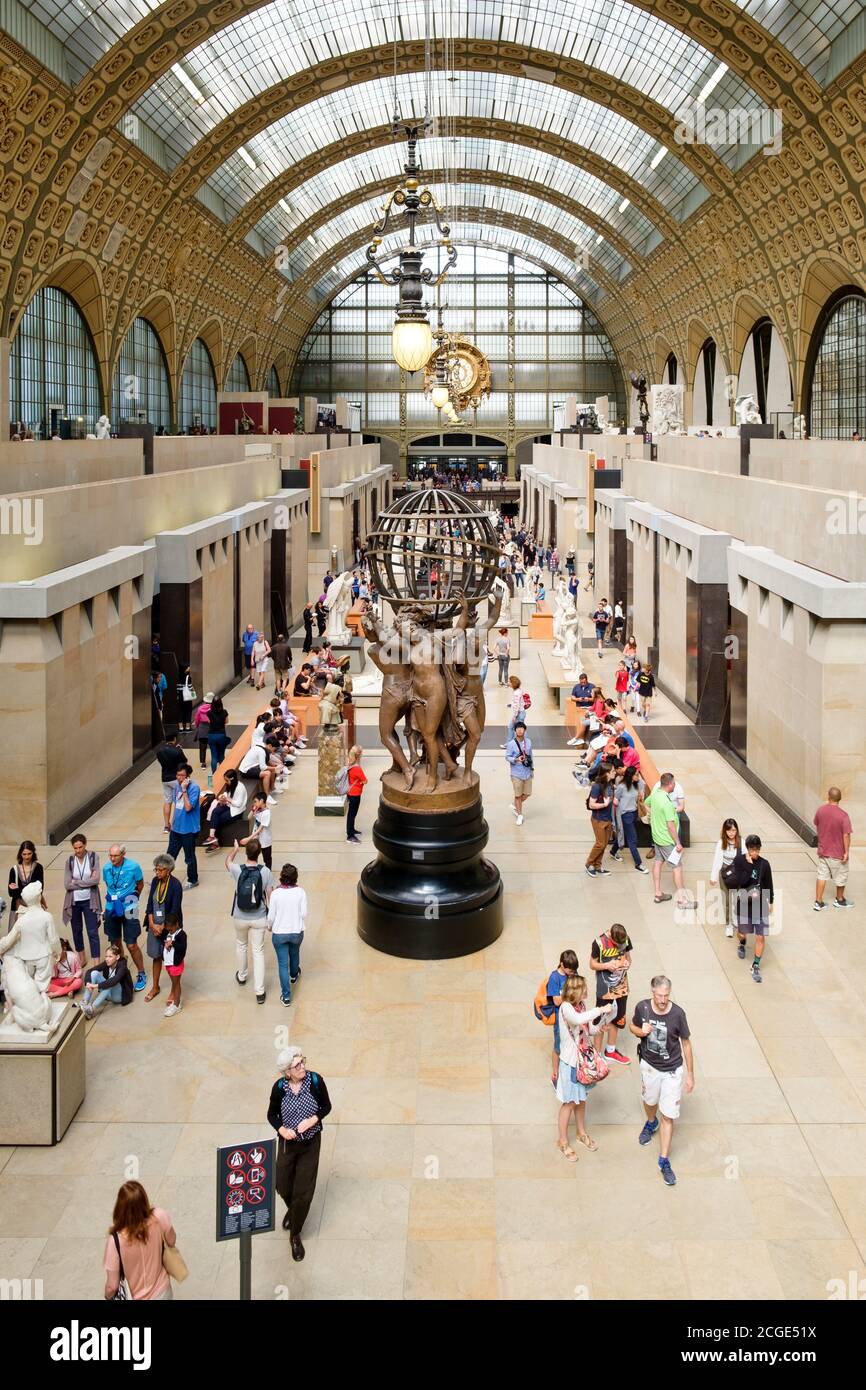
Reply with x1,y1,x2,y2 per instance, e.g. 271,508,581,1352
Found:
2,630,866,1300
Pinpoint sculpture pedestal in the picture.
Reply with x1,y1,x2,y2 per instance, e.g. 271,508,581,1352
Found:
315,725,347,817
0,1004,85,1145
357,773,503,959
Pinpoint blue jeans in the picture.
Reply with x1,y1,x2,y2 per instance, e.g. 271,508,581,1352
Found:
168,829,198,885
620,810,641,868
87,971,123,1012
208,732,230,771
515,573,525,588
273,937,301,1001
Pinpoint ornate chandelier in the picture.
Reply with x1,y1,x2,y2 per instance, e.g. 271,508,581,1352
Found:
365,121,457,373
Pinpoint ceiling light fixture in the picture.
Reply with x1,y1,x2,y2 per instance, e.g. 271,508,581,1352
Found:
279,198,294,216
649,145,667,170
618,197,630,213
697,62,728,104
237,146,257,171
172,63,206,103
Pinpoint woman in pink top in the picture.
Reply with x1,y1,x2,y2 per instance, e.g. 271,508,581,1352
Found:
104,1181,177,1301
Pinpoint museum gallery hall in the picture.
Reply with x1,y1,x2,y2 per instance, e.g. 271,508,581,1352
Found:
2,0,866,1330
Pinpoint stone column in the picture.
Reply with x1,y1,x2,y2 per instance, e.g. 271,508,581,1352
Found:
1,337,10,433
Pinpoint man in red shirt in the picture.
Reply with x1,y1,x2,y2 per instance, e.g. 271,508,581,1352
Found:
813,787,853,911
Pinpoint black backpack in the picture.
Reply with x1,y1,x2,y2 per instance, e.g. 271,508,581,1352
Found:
236,864,263,913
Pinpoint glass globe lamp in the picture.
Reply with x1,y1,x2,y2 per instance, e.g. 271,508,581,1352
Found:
392,317,432,373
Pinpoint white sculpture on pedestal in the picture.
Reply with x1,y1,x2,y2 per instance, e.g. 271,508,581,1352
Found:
792,413,806,439
560,609,583,675
735,394,762,425
650,384,685,437
95,415,111,439
0,882,62,1033
324,570,354,643
551,578,575,656
492,574,514,625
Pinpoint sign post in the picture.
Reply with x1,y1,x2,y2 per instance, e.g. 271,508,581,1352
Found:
216,1138,276,1301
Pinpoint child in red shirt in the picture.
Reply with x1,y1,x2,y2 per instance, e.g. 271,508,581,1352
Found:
615,662,629,705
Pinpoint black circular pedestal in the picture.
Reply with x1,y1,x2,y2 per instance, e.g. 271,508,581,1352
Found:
357,795,503,959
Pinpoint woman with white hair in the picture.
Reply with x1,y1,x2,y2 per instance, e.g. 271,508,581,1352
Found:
267,1047,331,1262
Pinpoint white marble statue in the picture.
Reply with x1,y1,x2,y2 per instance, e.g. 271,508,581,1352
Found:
735,394,762,425
650,384,684,437
0,882,61,1032
324,569,354,643
560,609,583,675
551,577,575,656
792,413,806,440
492,573,514,625
95,414,111,439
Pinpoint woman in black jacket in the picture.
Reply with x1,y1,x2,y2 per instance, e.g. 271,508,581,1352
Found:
267,1047,331,1262
302,603,314,653
8,840,45,924
80,945,133,1017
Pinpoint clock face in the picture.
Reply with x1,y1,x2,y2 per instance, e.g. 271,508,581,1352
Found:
452,353,476,392
423,335,491,412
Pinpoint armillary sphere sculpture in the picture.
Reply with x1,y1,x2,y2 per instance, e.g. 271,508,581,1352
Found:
357,488,504,960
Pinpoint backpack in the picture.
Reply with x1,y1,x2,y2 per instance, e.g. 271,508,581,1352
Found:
522,691,532,710
533,978,556,1025
236,864,263,913
335,766,349,797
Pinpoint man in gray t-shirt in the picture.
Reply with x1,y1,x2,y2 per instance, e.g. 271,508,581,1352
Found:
226,840,274,1002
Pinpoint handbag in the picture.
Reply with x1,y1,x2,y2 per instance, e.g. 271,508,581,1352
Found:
112,1232,130,1301
573,1031,610,1086
162,1239,189,1283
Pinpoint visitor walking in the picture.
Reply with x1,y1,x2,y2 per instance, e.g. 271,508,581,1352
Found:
710,817,741,937
268,1047,332,1262
728,834,774,984
645,774,695,910
62,834,102,964
554,975,615,1160
252,631,271,691
346,745,367,843
167,763,200,889
302,603,314,653
592,602,609,657
585,767,613,877
144,853,183,1003
630,975,694,1187
206,697,230,773
103,1182,181,1301
505,720,533,826
267,862,307,1006
493,628,511,684
241,624,257,685
193,694,212,770
226,838,274,1004
813,787,853,910
503,674,529,743
612,767,648,873
637,664,655,722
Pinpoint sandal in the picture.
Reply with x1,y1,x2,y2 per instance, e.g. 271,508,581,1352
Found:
576,1132,598,1151
654,894,672,903
556,1141,579,1162
144,988,161,1002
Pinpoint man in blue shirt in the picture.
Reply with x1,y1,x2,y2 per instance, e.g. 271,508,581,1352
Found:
242,623,257,685
544,948,578,1085
102,844,146,989
168,764,201,891
505,721,533,825
567,675,594,747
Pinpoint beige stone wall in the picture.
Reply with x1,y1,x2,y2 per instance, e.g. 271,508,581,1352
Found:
238,523,266,636
0,439,143,493
594,508,612,600
657,550,688,703
630,523,655,662
0,455,281,581
153,437,259,473
287,506,309,628
201,549,235,695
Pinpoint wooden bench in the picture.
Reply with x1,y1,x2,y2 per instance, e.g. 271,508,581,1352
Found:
346,599,367,636
527,600,554,641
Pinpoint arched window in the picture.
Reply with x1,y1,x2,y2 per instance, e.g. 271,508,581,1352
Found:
266,364,281,397
807,290,866,440
663,353,677,385
179,338,217,431
9,286,101,437
738,318,792,425
112,317,171,431
226,353,251,392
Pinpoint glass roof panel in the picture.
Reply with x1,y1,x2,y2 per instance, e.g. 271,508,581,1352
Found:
729,1,859,81
119,0,767,164
253,137,657,253
267,185,630,282
199,72,703,226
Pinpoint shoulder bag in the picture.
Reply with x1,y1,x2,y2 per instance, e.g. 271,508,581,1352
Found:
162,1238,189,1283
112,1232,130,1301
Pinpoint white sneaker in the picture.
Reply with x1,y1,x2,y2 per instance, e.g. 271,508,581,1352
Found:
510,804,519,818
266,795,277,806
164,1002,181,1017
515,814,524,825
725,924,734,937
566,736,580,746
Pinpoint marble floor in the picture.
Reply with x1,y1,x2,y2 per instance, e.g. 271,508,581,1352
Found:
2,629,866,1300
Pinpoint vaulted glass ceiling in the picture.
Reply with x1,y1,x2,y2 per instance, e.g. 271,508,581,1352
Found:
205,72,704,225
254,138,657,256
268,184,631,284
304,222,604,304
18,0,854,96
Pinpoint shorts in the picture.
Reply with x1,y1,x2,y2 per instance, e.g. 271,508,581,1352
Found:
166,963,185,977
511,776,532,799
817,855,848,886
737,919,768,937
653,841,678,863
104,915,141,945
639,1060,684,1119
162,781,176,804
255,657,268,673
598,992,627,1026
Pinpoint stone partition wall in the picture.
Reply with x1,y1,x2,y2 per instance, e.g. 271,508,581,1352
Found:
657,544,688,704
0,439,144,493
627,517,656,664
201,544,236,695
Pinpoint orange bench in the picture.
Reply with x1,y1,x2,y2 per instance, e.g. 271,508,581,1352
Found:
347,599,367,636
527,600,554,640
